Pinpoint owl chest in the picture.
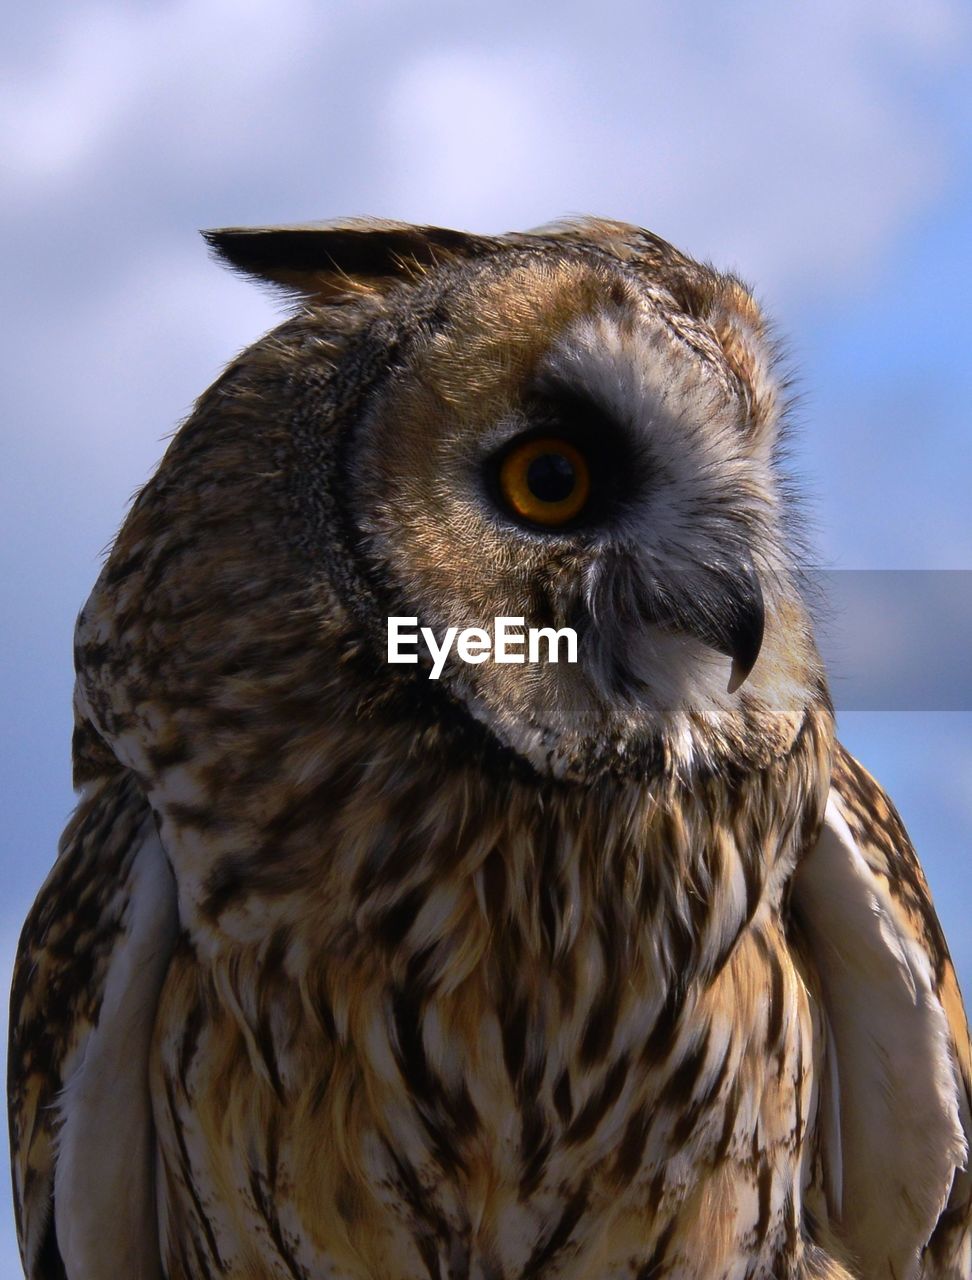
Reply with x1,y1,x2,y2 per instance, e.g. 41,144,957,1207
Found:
152,926,814,1279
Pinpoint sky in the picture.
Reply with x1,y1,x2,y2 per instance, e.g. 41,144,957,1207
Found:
2,1,971,1272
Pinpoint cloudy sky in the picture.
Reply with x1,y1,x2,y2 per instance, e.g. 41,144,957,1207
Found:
2,1,971,1271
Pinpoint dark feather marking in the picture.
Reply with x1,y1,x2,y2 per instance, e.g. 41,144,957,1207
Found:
376,887,425,950
658,1030,709,1113
518,1104,554,1199
670,1033,730,1148
390,988,473,1172
254,1009,284,1100
521,1180,590,1278
755,930,786,1052
145,735,193,772
449,1080,480,1142
755,1158,773,1245
177,993,206,1093
579,967,623,1067
264,1109,281,1197
37,1211,68,1280
553,1069,573,1121
641,986,684,1065
784,1188,799,1259
647,1168,667,1211
169,801,228,834
792,1032,806,1150
500,998,528,1090
163,1077,224,1269
537,823,565,953
353,828,431,903
200,846,292,918
188,1229,218,1280
635,1216,677,1279
415,1234,443,1280
334,1174,360,1226
714,1081,741,1164
613,1105,651,1186
566,1054,629,1144
404,943,439,994
380,1140,455,1279
740,844,764,931
481,849,507,919
251,931,289,1100
248,1167,307,1280
391,988,436,1104
132,536,197,599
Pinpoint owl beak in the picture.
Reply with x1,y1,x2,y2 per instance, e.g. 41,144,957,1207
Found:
641,555,765,693
722,563,765,693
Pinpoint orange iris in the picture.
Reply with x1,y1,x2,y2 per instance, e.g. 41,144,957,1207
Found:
498,437,591,526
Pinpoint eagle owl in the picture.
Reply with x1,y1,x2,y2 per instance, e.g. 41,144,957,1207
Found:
8,219,972,1280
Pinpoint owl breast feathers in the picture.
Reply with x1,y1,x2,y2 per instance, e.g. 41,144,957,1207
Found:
8,218,972,1280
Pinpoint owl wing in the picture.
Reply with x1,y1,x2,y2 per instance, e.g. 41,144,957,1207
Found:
8,768,179,1279
790,742,972,1279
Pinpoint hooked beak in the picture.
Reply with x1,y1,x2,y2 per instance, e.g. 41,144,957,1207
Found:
641,555,766,693
723,564,765,692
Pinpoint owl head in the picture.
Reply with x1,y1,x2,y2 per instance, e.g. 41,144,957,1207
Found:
76,219,827,793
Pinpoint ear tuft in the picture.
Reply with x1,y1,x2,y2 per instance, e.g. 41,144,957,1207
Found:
202,220,500,303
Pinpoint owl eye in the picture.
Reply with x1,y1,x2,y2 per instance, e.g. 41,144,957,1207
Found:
498,436,591,526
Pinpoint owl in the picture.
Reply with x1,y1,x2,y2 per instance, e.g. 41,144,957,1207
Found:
8,218,972,1280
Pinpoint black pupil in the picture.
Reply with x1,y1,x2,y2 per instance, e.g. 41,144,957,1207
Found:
526,452,576,503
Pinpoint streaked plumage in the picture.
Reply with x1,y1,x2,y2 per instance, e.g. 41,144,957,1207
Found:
8,218,971,1279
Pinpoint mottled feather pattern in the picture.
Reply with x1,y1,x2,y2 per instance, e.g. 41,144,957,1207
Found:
147,702,834,1278
8,218,970,1279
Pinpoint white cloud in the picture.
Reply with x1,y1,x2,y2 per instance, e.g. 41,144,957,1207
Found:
370,0,969,302
379,47,570,232
1,0,324,197
2,0,968,300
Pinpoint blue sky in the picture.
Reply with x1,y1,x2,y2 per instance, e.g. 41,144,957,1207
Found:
2,2,971,1272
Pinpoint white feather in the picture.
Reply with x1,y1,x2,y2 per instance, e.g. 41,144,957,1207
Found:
54,821,178,1280
792,796,967,1280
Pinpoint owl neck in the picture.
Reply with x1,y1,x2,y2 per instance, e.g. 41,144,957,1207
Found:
161,688,834,1006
